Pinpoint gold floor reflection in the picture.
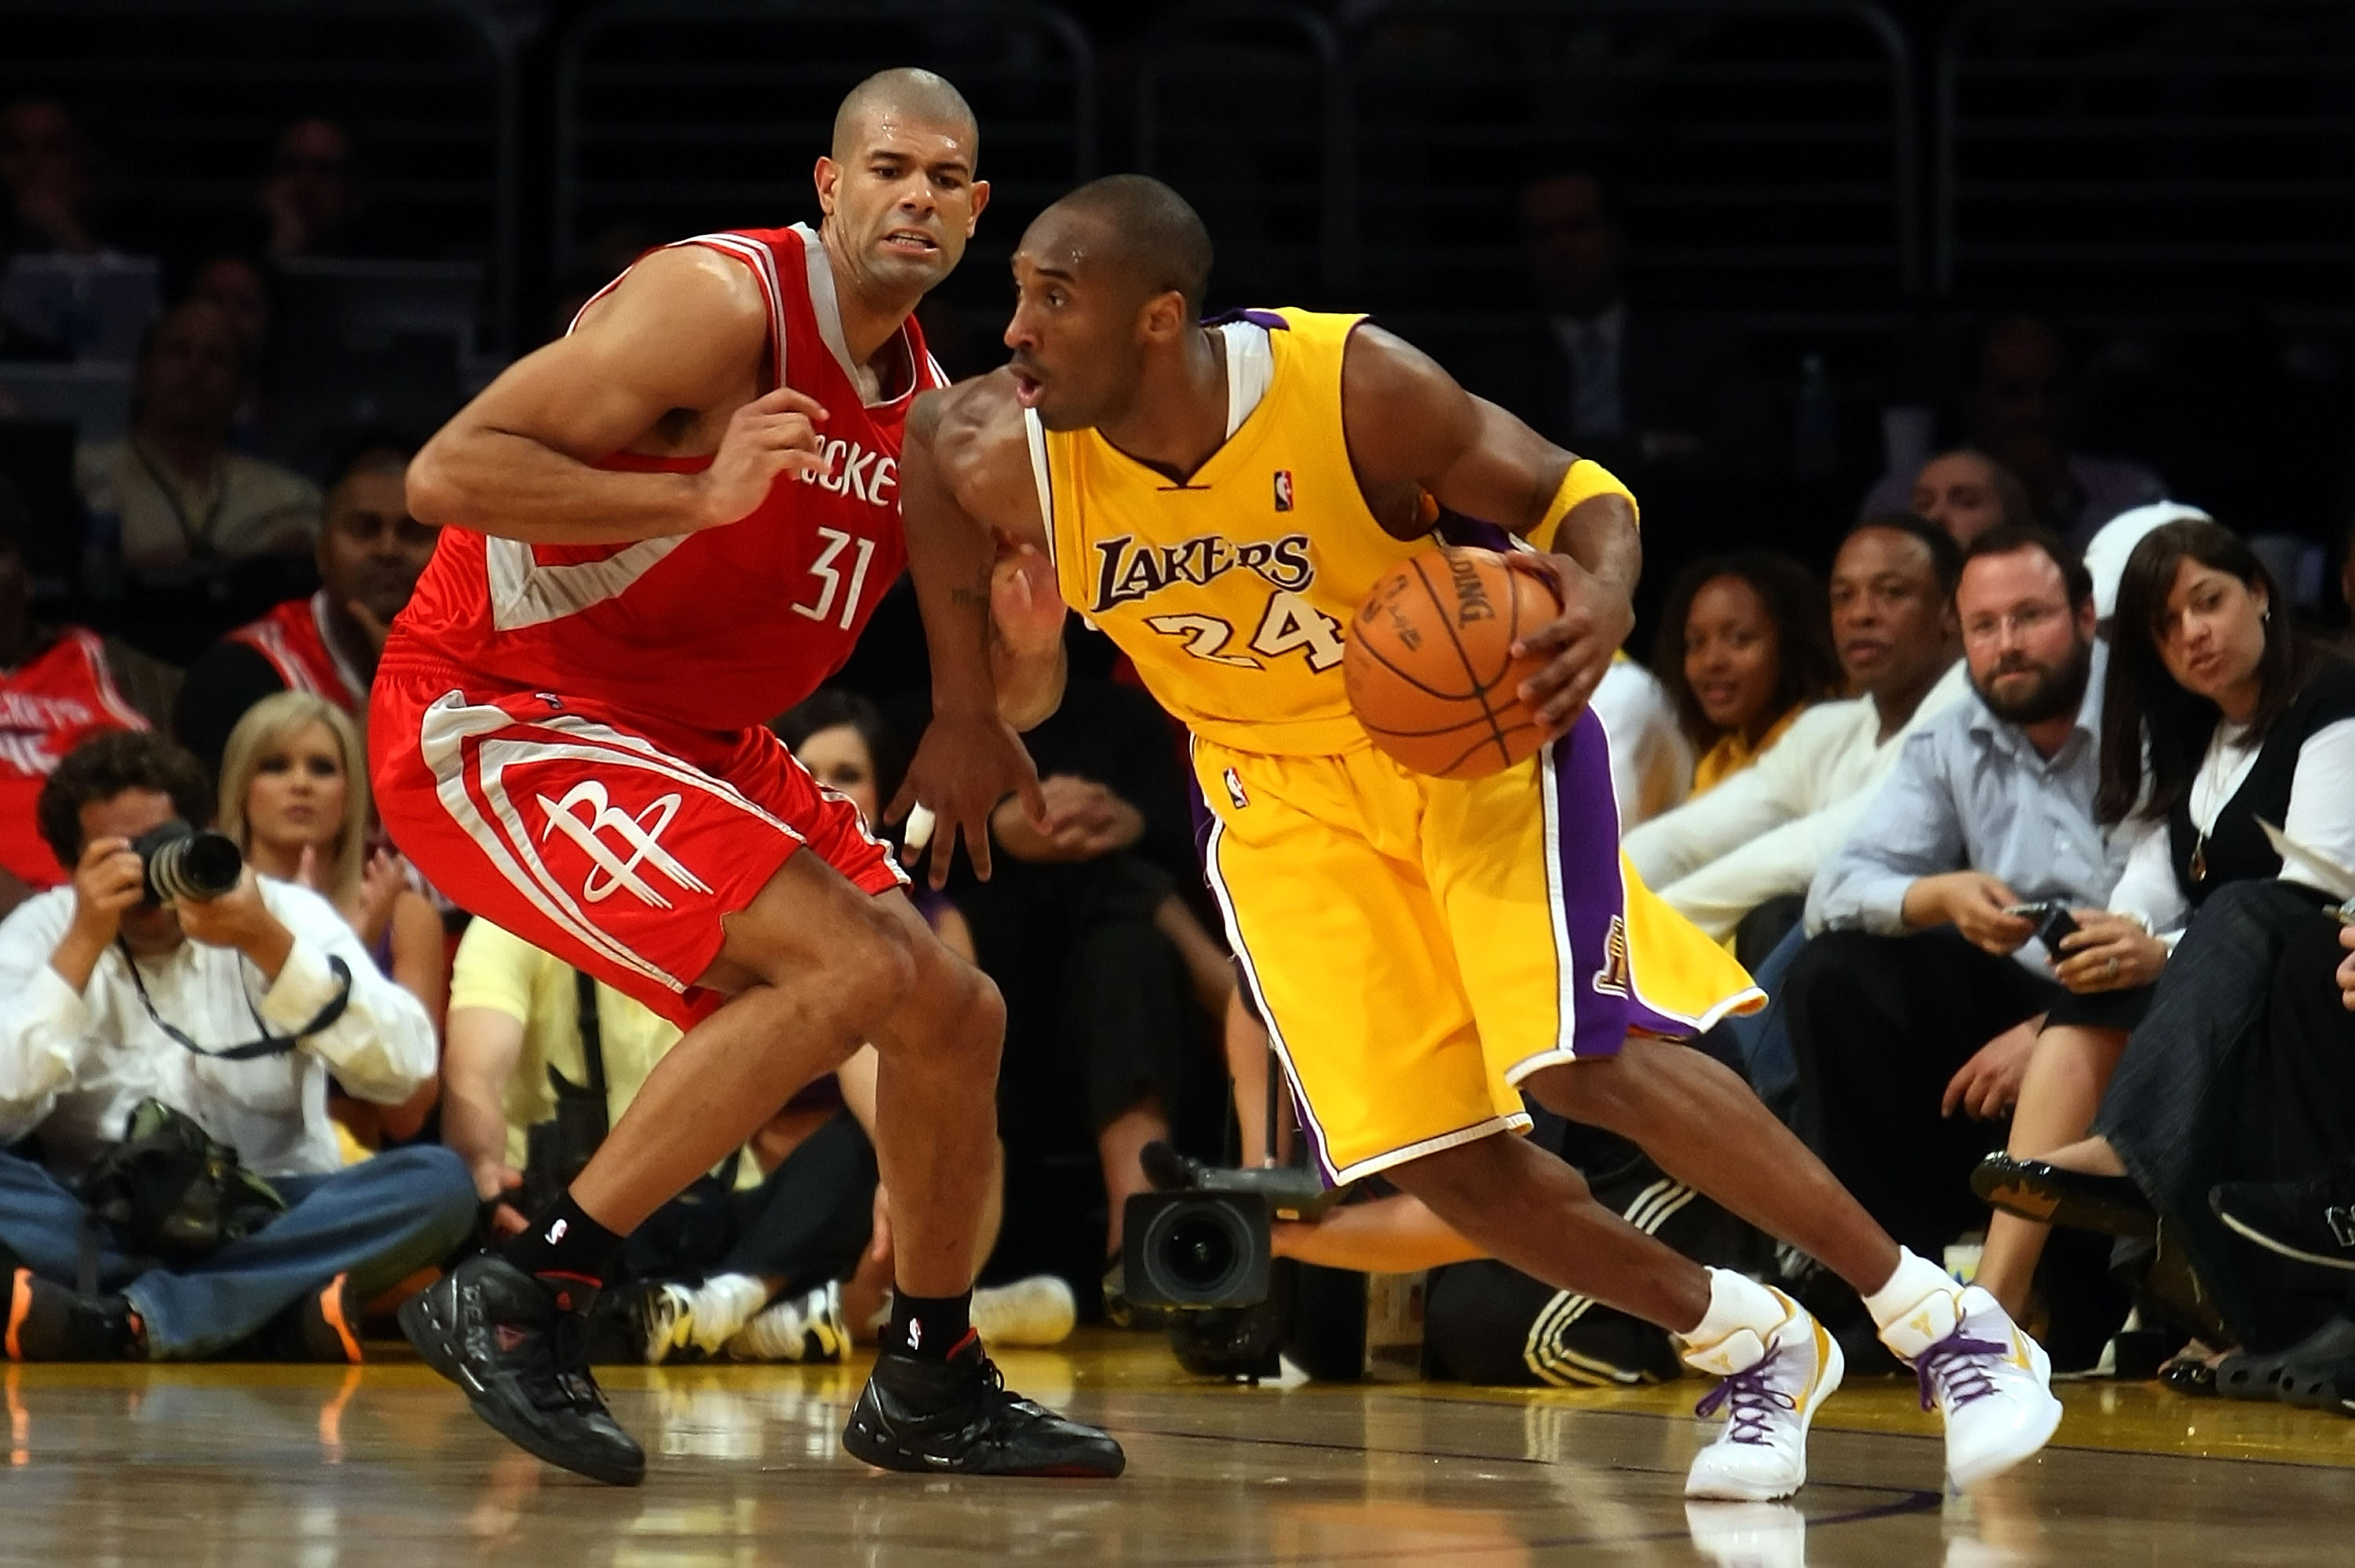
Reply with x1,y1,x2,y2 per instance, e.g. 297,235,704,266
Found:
0,1333,2350,1566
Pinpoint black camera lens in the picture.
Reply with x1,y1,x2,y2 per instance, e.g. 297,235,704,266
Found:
1145,1201,1251,1301
131,820,245,905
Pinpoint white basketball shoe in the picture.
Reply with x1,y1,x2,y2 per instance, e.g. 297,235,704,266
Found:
1879,1283,2063,1490
1681,1286,1845,1501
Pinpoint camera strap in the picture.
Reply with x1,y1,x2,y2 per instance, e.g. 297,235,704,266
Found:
115,939,353,1061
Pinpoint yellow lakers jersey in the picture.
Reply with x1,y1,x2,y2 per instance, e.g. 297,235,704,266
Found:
1036,308,1424,756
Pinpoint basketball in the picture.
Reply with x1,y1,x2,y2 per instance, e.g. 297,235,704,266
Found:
1345,546,1561,779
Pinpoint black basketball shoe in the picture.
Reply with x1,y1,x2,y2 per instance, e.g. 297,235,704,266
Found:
398,1253,645,1486
842,1330,1126,1477
2212,1161,2355,1272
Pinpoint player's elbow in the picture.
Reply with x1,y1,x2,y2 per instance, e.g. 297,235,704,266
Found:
406,438,471,528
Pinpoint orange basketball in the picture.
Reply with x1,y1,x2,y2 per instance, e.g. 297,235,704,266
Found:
1345,546,1561,779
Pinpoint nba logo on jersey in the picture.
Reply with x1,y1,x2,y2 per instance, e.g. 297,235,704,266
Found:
1272,470,1294,512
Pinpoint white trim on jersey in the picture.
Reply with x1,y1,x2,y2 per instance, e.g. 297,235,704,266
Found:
1021,407,1056,569
305,589,369,706
678,232,790,385
415,692,807,994
1216,319,1274,439
66,629,148,731
484,534,688,633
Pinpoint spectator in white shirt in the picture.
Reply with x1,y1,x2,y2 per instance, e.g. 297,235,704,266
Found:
1627,514,1966,960
0,731,469,1362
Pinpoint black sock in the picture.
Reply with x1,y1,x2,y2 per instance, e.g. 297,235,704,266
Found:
886,1289,973,1361
502,1193,625,1306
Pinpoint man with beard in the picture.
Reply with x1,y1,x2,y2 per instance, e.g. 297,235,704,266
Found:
1785,525,2125,1269
174,436,436,776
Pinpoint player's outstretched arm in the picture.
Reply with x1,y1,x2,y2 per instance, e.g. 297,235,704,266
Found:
889,375,1056,888
407,246,831,545
1341,324,1641,735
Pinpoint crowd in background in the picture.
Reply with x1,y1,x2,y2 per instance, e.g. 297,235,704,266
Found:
5,84,2355,1417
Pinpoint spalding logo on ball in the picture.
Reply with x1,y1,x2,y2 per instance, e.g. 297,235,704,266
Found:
1345,546,1561,779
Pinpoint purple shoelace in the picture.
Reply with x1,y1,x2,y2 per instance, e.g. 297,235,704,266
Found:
1913,1327,2008,1413
1694,1342,1795,1446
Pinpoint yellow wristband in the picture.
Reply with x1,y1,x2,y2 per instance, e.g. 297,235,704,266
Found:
1528,458,1638,552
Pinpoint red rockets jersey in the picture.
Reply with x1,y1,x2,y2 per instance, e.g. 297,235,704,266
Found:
228,591,366,713
385,224,946,732
0,628,150,886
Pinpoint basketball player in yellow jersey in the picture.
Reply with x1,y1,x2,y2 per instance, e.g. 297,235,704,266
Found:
897,177,2061,1499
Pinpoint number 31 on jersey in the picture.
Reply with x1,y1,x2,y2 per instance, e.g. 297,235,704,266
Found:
1146,588,1345,673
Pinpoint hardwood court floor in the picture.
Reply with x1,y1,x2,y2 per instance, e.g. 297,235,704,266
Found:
5,1330,2352,1566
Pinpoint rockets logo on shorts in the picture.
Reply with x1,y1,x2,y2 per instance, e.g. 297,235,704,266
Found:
537,779,713,910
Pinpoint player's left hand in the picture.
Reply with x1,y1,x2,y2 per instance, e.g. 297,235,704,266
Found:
1506,552,1634,738
890,710,1051,888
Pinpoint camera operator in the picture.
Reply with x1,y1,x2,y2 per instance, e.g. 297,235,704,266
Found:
0,731,471,1362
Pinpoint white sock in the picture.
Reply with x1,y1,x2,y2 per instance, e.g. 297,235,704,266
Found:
1679,1267,1790,1347
1860,1248,1955,1331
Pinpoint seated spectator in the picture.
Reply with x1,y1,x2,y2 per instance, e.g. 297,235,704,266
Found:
217,691,445,1147
257,117,377,262
1860,314,2163,549
1904,448,2033,547
440,916,1073,1364
1786,527,2127,1359
0,97,111,257
1589,653,1693,827
1973,522,2355,1359
1627,516,1966,955
75,298,318,573
0,731,466,1362
0,478,180,914
1652,552,1839,797
0,191,69,361
1459,168,1772,472
176,437,432,776
178,251,276,451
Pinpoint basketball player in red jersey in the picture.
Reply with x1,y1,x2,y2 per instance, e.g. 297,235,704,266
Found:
371,70,1122,1486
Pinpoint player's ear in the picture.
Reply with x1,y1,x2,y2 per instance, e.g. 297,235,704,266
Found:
1139,290,1187,342
813,155,840,217
965,179,991,235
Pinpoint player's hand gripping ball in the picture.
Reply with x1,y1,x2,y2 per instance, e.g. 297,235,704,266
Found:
1345,546,1562,779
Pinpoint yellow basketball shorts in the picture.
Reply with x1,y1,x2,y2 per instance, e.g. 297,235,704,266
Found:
1194,706,1762,1185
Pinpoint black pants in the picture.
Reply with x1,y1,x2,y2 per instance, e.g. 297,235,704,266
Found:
1786,929,2061,1260
619,1110,877,1293
2098,881,2355,1348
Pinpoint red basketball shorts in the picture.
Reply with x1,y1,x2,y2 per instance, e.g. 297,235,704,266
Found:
371,664,906,1028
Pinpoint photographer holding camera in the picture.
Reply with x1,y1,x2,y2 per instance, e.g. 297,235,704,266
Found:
0,731,472,1362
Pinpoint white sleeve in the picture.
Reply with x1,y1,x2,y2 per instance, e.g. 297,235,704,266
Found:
2281,718,2355,896
1625,760,1791,891
255,882,438,1106
2106,815,2189,936
0,892,99,1143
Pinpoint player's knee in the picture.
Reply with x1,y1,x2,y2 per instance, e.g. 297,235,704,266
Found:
835,904,921,1026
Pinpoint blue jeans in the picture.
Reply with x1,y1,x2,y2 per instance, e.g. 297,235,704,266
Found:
1707,924,1809,1126
0,1144,476,1358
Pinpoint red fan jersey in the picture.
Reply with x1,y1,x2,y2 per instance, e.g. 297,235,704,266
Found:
228,591,367,713
386,224,947,731
0,629,151,886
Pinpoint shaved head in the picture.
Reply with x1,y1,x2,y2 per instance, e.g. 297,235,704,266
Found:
831,67,978,168
1044,174,1213,312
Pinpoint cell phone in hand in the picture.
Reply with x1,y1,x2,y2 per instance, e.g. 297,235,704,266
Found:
2006,902,2079,951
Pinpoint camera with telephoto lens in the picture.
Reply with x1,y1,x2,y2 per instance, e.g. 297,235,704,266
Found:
130,820,244,904
1121,1143,1342,1311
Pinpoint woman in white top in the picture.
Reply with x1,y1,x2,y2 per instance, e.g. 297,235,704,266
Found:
1973,520,2355,1340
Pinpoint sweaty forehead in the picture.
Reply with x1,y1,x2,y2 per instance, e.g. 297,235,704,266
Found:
1016,210,1119,281
838,105,975,169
